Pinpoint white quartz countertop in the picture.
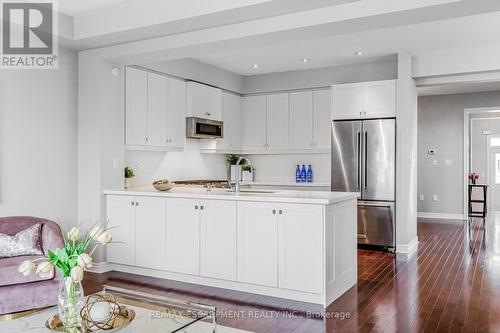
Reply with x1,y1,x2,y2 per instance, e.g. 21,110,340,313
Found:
242,181,330,187
103,186,357,205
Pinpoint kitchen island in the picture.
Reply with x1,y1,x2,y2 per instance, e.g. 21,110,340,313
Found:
102,187,357,307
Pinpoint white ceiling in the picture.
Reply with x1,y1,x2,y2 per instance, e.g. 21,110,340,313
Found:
193,10,500,76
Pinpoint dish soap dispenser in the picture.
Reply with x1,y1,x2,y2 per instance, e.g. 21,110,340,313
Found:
307,164,313,183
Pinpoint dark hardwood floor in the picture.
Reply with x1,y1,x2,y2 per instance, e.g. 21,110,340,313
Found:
83,216,500,332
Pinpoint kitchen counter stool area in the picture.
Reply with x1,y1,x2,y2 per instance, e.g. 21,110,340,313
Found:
102,189,357,307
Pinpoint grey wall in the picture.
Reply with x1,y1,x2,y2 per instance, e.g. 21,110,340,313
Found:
0,48,78,231
418,91,500,216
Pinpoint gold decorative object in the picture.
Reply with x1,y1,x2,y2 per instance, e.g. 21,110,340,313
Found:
152,179,174,191
45,294,135,332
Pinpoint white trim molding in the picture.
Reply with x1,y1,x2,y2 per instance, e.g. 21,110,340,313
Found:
396,236,419,257
417,212,467,221
87,262,111,274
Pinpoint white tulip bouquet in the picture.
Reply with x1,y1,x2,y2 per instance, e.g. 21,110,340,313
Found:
18,223,112,330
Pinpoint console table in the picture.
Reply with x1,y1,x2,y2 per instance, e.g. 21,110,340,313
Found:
468,184,488,218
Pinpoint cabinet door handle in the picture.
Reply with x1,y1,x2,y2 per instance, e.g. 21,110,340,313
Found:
145,137,148,142
200,205,204,210
195,205,198,210
131,201,134,206
135,202,138,206
272,209,276,214
279,210,283,215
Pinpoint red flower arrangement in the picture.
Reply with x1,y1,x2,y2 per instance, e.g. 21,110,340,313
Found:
468,172,479,184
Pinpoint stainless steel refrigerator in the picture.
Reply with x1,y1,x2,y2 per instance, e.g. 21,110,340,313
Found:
331,118,396,250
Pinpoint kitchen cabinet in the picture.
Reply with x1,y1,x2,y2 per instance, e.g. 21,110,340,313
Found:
332,80,396,120
125,67,148,145
147,72,168,146
200,199,237,281
289,91,313,150
313,89,332,150
242,95,267,150
166,77,187,148
166,198,200,275
237,201,278,287
187,81,222,121
278,203,323,294
106,195,166,269
134,197,167,270
205,91,241,151
125,67,186,149
266,93,289,150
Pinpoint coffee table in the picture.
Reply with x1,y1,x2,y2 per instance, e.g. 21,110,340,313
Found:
0,285,218,333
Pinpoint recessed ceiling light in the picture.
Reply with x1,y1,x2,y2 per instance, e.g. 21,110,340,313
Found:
253,64,260,69
301,58,310,63
354,51,365,56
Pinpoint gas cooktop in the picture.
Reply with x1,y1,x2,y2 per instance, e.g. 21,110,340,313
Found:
173,180,230,188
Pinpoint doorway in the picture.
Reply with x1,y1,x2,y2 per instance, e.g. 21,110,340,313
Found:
488,138,500,212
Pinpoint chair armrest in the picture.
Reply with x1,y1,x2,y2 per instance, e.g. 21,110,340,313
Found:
41,221,65,255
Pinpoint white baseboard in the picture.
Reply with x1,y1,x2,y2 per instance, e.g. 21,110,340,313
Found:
396,236,419,257
417,212,466,221
87,262,111,274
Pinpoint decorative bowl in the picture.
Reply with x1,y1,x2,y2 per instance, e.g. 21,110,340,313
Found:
152,179,174,191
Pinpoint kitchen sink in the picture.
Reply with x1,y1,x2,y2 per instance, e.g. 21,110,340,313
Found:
224,189,276,194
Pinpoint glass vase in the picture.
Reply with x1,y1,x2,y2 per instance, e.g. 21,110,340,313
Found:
58,277,84,332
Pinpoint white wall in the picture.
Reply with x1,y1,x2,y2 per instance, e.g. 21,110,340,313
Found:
417,91,500,216
243,58,397,94
0,48,78,231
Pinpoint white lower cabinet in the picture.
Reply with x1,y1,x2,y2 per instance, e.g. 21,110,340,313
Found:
200,200,237,280
237,201,278,287
135,197,166,270
106,195,166,269
106,195,137,266
166,198,200,275
278,203,323,294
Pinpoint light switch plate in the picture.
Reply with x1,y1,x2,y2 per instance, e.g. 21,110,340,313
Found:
433,194,438,202
419,194,424,201
445,159,452,166
432,159,438,166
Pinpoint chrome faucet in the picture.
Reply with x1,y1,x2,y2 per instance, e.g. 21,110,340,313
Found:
233,156,252,193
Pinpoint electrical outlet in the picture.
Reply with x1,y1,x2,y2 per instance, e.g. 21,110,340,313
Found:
432,194,438,202
113,158,119,169
419,194,424,201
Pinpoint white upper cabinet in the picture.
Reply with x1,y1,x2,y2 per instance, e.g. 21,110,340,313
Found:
362,80,396,118
332,80,396,120
147,72,168,146
166,77,186,148
289,91,313,150
266,93,289,150
313,89,332,150
242,95,267,151
125,67,186,149
125,67,148,145
219,91,242,150
186,81,222,121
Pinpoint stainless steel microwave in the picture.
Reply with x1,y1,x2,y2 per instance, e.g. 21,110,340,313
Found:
186,117,223,139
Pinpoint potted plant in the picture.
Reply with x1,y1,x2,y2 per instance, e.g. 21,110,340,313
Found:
18,224,112,332
468,172,479,185
242,164,254,182
124,166,135,189
226,154,240,182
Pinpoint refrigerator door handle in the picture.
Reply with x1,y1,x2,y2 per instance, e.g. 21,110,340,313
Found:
358,202,391,208
356,131,361,189
364,131,368,189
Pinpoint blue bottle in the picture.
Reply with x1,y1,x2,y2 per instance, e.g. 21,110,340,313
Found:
295,165,301,183
300,165,307,183
307,165,313,183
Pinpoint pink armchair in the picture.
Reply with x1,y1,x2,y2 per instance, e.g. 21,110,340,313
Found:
0,216,64,314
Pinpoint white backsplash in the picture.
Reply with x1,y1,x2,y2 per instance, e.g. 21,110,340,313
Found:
126,140,331,186
126,140,227,186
